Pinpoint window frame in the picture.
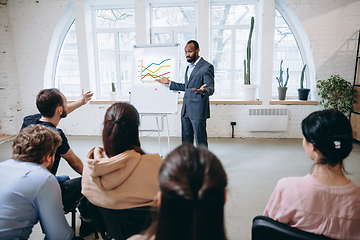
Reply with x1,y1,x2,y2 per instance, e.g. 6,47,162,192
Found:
273,0,315,100
91,4,136,100
210,1,259,99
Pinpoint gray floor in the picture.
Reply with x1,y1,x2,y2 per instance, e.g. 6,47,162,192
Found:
1,136,360,240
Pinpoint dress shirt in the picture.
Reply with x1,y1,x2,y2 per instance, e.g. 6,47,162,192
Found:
0,159,74,240
187,56,202,80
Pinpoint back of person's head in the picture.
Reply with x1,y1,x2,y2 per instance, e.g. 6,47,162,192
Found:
102,102,144,157
187,40,199,50
36,88,64,118
301,108,353,169
12,124,62,164
155,143,227,240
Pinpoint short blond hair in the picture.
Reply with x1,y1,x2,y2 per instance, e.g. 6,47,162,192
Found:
12,124,62,164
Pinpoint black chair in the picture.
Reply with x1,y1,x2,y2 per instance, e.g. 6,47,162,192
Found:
63,196,83,231
252,216,337,240
88,201,155,240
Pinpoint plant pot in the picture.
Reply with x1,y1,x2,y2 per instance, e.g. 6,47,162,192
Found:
297,88,310,101
110,92,116,101
278,87,287,100
242,84,257,101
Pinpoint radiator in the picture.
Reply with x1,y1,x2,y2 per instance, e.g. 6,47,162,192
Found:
248,107,288,131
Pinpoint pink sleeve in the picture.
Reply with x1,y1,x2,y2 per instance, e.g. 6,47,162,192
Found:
263,179,295,224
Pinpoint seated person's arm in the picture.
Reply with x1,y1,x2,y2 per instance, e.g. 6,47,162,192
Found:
67,89,93,114
36,176,74,240
60,149,84,175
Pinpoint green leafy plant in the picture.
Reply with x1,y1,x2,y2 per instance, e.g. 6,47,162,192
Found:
244,16,254,85
317,74,357,116
111,82,116,92
300,64,307,89
276,60,289,88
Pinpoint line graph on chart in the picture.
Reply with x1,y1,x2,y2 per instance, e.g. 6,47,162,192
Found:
137,58,172,83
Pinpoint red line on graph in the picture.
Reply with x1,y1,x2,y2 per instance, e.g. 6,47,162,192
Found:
142,72,170,80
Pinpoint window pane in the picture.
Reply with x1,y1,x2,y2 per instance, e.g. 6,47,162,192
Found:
96,9,135,28
273,9,304,97
235,29,249,96
97,33,116,96
211,4,256,98
212,5,255,26
212,29,232,96
118,32,136,96
152,6,195,27
54,21,80,97
154,33,170,44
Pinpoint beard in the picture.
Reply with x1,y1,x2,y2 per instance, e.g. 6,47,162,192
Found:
60,109,67,118
187,55,197,63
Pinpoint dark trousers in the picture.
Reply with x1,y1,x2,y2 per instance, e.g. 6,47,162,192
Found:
56,176,91,219
181,116,208,147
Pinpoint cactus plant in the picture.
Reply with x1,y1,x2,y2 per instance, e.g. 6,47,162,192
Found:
276,60,289,88
244,16,254,85
111,82,116,92
299,64,307,89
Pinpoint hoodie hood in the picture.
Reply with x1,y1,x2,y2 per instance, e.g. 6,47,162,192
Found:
85,147,141,190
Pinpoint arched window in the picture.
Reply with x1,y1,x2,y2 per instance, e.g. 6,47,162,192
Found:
54,20,81,97
272,9,305,98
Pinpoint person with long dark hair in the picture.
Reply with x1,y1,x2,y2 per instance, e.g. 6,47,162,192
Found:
264,109,360,239
82,102,162,214
129,143,228,240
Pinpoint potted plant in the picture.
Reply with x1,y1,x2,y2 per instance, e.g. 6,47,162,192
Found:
276,60,289,100
242,16,257,101
297,64,310,100
317,74,357,117
110,82,116,101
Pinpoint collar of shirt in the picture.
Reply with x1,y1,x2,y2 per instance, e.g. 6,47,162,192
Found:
187,56,202,79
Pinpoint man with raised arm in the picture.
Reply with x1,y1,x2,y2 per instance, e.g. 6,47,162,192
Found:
20,88,95,237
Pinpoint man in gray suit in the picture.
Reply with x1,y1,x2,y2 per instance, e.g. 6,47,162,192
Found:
156,40,214,147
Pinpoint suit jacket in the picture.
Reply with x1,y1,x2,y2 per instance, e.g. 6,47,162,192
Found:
169,57,214,119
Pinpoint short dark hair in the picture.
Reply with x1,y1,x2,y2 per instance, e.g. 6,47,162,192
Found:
12,124,62,164
152,143,227,240
102,102,144,157
187,40,199,50
36,88,64,118
301,108,353,170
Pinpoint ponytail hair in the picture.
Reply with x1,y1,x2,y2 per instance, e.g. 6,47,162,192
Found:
102,102,144,157
301,108,353,170
153,143,227,240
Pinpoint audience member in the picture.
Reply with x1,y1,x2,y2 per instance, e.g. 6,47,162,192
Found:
128,143,228,240
82,101,162,213
20,88,94,237
0,125,74,239
264,108,360,240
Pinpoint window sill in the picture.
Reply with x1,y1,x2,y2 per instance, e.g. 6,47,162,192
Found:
88,100,129,104
270,99,318,105
77,99,317,106
86,100,263,105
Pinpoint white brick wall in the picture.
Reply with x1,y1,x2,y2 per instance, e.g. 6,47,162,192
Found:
1,0,359,138
0,3,22,134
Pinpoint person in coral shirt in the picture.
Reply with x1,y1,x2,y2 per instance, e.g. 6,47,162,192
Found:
264,109,360,240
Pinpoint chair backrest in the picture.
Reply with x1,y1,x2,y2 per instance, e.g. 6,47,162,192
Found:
251,216,336,240
88,201,154,240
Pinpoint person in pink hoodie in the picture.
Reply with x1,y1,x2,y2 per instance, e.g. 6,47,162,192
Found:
264,108,360,240
81,102,163,236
